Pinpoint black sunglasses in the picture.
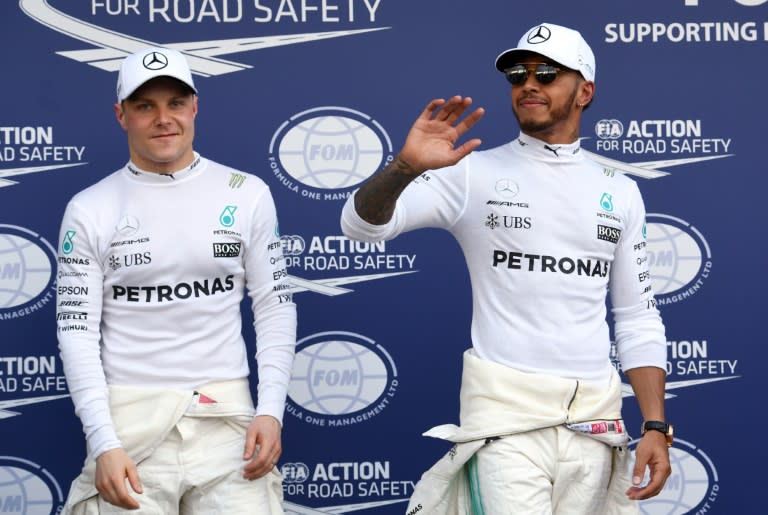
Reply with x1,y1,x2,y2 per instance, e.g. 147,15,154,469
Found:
504,63,564,86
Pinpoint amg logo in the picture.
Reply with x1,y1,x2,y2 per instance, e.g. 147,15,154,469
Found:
486,200,530,208
597,225,621,244
213,242,241,257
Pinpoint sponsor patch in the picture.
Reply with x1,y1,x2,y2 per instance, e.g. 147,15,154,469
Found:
597,224,622,244
213,242,241,257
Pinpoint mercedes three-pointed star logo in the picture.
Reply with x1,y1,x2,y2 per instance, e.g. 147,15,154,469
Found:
527,25,551,44
142,51,168,70
495,178,520,198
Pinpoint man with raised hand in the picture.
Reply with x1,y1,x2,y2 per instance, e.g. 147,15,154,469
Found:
341,22,671,514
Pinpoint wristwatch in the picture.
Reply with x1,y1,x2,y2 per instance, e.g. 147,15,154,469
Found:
641,420,674,447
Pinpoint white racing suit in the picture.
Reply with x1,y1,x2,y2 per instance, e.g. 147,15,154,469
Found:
405,350,638,515
63,379,283,514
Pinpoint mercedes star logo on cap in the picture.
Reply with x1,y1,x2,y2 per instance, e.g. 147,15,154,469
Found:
142,51,168,70
527,25,551,44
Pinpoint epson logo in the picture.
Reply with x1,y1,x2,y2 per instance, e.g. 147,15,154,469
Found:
57,285,89,295
213,242,241,258
597,225,622,244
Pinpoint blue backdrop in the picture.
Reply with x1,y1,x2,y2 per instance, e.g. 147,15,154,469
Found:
1,0,765,513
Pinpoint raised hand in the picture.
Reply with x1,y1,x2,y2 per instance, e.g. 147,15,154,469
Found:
399,96,485,175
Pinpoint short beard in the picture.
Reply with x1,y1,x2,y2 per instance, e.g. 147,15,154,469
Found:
514,87,579,137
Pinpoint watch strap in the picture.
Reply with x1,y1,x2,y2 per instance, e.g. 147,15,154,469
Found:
641,420,673,447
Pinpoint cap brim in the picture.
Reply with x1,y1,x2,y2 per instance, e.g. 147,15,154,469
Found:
495,48,565,72
122,76,197,102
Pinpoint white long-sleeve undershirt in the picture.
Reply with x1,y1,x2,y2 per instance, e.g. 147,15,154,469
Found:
342,133,666,383
56,155,296,458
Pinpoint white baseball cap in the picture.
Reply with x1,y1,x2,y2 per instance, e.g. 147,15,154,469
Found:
116,47,197,102
495,23,596,82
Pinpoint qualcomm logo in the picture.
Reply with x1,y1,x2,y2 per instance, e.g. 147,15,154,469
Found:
645,214,712,306
0,456,65,513
268,107,394,201
629,439,720,515
0,225,57,321
286,331,398,428
19,0,389,77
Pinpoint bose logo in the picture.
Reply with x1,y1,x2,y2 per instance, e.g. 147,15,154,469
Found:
213,242,241,257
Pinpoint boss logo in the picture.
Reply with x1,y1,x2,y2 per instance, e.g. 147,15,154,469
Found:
597,224,622,244
213,242,241,258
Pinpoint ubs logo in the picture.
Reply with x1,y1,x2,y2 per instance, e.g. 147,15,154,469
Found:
109,252,152,270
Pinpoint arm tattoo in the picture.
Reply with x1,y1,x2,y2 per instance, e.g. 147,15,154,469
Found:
354,156,420,225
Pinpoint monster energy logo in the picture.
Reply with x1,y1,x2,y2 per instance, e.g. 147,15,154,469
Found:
229,173,246,189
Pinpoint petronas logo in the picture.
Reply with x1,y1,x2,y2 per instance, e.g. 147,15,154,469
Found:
219,206,237,227
62,230,76,255
600,192,614,212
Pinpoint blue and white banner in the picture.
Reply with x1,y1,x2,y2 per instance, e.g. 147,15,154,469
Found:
1,1,765,513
